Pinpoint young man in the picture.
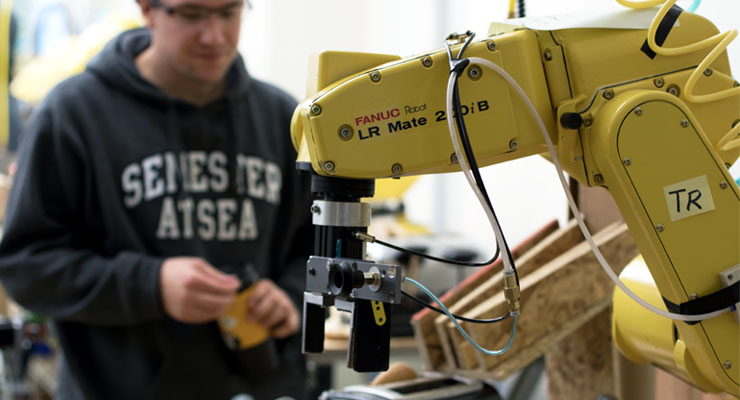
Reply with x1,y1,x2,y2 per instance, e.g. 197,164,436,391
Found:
0,0,312,398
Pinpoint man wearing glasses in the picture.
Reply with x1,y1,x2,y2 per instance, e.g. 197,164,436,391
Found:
0,1,312,399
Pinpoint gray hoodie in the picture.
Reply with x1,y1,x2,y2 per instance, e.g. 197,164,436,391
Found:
0,28,312,400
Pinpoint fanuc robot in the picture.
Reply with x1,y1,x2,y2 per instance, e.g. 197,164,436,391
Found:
291,0,739,395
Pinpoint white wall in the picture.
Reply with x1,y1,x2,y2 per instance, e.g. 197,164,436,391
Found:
239,0,740,256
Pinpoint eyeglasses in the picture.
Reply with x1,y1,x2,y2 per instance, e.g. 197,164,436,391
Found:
148,0,248,26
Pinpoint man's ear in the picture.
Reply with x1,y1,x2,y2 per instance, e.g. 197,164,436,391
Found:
137,0,155,29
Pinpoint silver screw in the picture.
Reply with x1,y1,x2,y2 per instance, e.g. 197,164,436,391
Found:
391,163,403,175
720,181,728,189
351,289,357,298
468,65,482,80
370,71,381,82
634,107,643,116
421,57,433,67
603,89,615,100
338,125,353,140
387,267,397,279
487,41,497,51
543,50,553,61
681,119,689,128
310,205,321,214
583,117,593,127
310,104,322,115
623,157,632,166
656,224,665,233
509,139,518,151
724,360,732,370
450,153,459,164
323,161,335,172
703,68,713,77
594,174,604,184
654,77,665,88
667,85,680,96
326,260,332,271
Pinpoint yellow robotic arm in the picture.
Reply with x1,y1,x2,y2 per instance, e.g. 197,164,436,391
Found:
292,3,739,394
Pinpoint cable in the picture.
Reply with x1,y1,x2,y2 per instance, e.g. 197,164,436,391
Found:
687,0,701,13
402,290,509,324
517,0,525,18
461,56,731,322
369,235,499,267
406,277,516,356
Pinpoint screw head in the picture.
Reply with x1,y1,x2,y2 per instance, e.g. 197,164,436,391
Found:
681,119,689,128
594,174,604,184
543,50,553,61
468,65,482,80
623,157,632,166
720,181,728,189
509,139,518,151
308,268,316,276
391,163,403,175
667,85,680,96
656,224,665,233
654,77,665,88
487,41,497,51
724,360,732,370
310,204,321,214
450,153,459,164
323,161,335,172
583,117,593,127
338,125,353,140
603,89,615,100
634,107,643,116
370,71,381,82
421,56,433,67
703,68,713,77
728,274,734,280
310,104,322,115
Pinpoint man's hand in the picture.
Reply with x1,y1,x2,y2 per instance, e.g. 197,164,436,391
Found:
247,279,299,339
159,257,240,323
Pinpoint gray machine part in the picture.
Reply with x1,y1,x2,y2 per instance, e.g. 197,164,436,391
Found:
319,373,502,400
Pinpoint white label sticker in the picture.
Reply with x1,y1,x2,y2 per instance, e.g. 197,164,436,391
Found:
663,175,715,222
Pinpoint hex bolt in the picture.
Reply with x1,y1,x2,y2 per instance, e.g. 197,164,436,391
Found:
338,125,353,140
703,68,713,77
583,117,594,127
323,161,335,172
370,71,381,82
487,41,497,51
720,181,728,189
391,163,403,175
468,65,482,80
667,85,680,96
543,50,553,61
681,119,689,128
724,360,732,370
450,153,459,164
509,139,518,151
594,174,604,184
310,104,322,115
656,224,665,233
602,89,615,100
634,107,643,116
310,205,321,214
421,57,433,68
654,77,665,88
623,157,632,166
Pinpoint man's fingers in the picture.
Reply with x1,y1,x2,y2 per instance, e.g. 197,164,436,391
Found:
189,291,236,315
195,261,241,286
271,312,299,339
185,268,240,296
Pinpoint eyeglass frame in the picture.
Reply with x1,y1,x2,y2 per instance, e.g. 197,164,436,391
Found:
147,0,250,24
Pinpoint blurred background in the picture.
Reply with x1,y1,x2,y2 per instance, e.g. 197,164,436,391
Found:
1,0,739,398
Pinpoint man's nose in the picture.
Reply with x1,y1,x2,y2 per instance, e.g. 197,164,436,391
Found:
199,14,227,46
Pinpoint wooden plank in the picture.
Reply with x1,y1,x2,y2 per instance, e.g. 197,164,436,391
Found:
410,219,559,370
456,222,637,375
546,308,616,400
440,219,584,369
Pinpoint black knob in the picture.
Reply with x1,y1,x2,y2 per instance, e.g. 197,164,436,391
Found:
560,112,583,130
328,262,364,297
